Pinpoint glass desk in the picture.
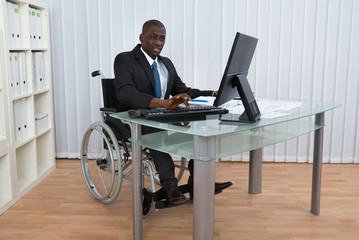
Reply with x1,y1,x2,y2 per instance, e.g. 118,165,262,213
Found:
111,100,340,240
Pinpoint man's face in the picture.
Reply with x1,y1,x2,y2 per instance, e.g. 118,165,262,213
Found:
140,25,166,60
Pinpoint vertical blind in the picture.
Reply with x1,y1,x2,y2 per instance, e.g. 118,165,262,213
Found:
44,0,359,163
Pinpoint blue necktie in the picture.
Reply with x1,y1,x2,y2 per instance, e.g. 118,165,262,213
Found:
152,61,161,98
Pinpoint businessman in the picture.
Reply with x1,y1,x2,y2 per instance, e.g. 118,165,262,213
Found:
112,19,232,204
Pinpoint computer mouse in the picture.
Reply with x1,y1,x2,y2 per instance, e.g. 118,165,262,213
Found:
128,109,142,118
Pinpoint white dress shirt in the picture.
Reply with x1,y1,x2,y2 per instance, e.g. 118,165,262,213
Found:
141,47,168,99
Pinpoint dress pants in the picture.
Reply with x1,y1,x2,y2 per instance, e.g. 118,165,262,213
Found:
106,115,193,189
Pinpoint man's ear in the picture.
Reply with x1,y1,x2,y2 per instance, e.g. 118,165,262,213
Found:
139,34,143,43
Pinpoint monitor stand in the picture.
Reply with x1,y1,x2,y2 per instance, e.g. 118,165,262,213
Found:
220,111,257,123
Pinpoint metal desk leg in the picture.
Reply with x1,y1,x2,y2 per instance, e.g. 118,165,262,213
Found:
311,112,325,215
193,136,216,240
131,123,143,240
249,148,263,194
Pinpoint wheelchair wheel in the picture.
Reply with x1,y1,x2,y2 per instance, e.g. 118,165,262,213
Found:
81,121,123,204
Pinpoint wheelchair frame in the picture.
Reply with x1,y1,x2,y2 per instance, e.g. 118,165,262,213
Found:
80,70,189,218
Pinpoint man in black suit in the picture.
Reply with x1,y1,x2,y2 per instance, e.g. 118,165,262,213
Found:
112,19,232,204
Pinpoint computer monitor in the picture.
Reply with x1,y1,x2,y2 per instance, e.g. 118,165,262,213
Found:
213,32,261,123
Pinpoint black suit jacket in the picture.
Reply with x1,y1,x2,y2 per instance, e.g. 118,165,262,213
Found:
114,44,212,111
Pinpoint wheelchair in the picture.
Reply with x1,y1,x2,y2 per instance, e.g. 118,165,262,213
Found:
80,70,190,218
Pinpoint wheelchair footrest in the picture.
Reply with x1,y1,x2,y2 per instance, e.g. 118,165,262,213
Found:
155,199,192,209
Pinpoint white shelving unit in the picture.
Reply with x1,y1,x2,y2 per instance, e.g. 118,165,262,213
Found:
0,0,55,215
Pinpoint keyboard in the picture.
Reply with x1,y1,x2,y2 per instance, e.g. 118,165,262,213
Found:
139,106,229,122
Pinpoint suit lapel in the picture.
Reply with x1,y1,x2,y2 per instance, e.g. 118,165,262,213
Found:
160,56,173,98
133,45,156,91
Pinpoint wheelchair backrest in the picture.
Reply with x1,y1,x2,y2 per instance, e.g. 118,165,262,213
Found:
102,78,119,109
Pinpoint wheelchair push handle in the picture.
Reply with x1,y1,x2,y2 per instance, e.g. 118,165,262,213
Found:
91,70,105,79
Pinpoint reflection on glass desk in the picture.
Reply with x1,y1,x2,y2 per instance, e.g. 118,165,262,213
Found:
110,99,341,240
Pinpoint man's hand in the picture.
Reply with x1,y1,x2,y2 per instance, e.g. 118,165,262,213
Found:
148,93,191,109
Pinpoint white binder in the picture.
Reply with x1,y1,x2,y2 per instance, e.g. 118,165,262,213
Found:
13,99,22,141
13,52,21,97
33,52,44,91
18,52,27,95
12,3,21,48
35,9,42,48
9,53,16,97
29,7,36,48
7,2,15,48
20,99,28,139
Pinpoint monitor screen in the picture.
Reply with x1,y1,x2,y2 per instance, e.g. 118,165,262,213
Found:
213,32,261,123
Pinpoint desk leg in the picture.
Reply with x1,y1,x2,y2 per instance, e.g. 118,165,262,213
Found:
193,136,216,240
131,123,143,240
249,148,262,194
311,113,325,215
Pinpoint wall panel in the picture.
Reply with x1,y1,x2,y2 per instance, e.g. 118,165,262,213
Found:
43,0,358,163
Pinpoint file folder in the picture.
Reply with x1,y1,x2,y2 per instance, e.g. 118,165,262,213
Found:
18,52,27,95
35,9,42,48
9,53,15,97
33,52,44,91
13,100,22,141
7,2,15,48
29,7,36,48
13,52,21,97
12,3,21,48
20,99,28,139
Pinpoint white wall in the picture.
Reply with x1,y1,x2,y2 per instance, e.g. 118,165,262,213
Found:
44,0,359,163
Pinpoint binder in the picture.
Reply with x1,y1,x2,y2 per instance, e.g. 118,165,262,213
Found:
13,100,22,141
13,52,21,97
33,52,44,91
35,9,42,48
9,53,15,97
38,52,45,89
7,2,15,48
18,52,27,95
29,7,36,48
20,99,28,139
12,3,21,48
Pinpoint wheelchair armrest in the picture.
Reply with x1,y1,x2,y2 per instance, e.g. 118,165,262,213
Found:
100,107,117,113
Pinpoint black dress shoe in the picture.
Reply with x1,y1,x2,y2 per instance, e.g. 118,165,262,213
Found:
215,181,233,194
165,185,187,204
189,181,233,200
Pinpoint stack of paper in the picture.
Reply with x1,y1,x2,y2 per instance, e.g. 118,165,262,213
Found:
7,2,21,48
9,52,27,98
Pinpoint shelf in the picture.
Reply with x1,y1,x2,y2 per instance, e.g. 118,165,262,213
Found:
11,92,33,101
36,131,54,177
33,88,49,96
1,0,54,216
0,154,12,215
131,120,324,161
15,140,37,194
35,127,50,137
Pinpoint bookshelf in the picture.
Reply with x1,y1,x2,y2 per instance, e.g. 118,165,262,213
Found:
0,0,55,215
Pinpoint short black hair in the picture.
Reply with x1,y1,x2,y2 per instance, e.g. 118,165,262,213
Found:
142,20,165,34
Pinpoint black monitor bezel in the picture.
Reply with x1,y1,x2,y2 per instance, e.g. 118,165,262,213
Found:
213,32,261,123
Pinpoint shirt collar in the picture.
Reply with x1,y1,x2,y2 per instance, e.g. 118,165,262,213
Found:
140,47,158,66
